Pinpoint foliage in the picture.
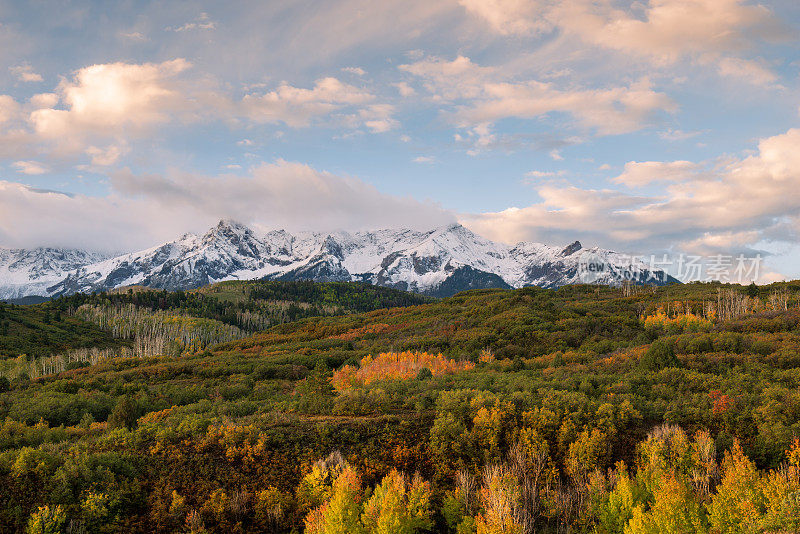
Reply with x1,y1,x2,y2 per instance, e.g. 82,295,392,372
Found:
332,351,474,391
0,280,799,532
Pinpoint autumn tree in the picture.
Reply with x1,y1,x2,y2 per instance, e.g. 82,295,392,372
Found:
305,465,365,534
707,440,765,533
361,469,433,534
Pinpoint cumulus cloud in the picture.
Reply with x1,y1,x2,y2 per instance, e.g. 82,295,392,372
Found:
10,65,43,83
12,161,49,175
242,77,397,131
30,59,194,140
462,128,800,258
612,160,701,187
0,59,397,168
341,66,366,76
393,82,416,97
400,55,495,100
0,95,20,123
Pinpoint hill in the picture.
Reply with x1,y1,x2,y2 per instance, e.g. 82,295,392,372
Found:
0,301,122,360
0,281,798,532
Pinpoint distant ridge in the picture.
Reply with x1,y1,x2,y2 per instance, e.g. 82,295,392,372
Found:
0,220,678,299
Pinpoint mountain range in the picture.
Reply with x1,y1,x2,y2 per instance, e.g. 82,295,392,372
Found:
0,220,677,300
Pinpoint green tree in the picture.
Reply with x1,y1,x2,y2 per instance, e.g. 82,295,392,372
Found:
639,341,679,371
297,362,336,415
107,396,140,429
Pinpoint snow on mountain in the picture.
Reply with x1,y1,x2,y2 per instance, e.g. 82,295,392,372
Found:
2,220,678,299
0,247,106,300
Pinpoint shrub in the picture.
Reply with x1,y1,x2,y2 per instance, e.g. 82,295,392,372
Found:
640,341,679,371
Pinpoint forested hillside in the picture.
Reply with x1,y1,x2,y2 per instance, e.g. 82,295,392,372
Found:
0,281,432,381
57,280,434,332
1,281,800,533
0,301,122,360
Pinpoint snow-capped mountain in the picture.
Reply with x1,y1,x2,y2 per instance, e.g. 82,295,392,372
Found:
3,220,678,300
0,247,107,300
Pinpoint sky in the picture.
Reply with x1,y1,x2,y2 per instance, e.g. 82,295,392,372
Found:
0,0,799,282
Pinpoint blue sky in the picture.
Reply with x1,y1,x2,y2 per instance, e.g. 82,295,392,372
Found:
0,0,799,282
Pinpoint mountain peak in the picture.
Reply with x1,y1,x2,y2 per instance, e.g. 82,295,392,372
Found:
203,219,251,241
560,241,582,256
215,218,249,231
441,222,466,233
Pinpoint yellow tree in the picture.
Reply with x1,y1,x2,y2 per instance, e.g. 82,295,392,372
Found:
707,440,765,533
305,466,365,534
361,469,433,534
757,438,800,532
625,475,706,534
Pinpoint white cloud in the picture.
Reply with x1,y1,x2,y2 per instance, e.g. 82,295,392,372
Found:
659,129,703,141
613,160,700,187
402,56,675,136
0,160,454,251
13,160,49,175
460,0,788,83
393,82,416,97
462,128,800,258
120,31,147,41
413,156,435,163
168,13,217,32
717,57,778,86
462,78,675,135
354,104,399,133
30,59,194,143
400,55,495,100
29,93,58,109
564,0,786,63
85,144,127,166
10,65,43,83
241,77,381,128
341,67,366,76
0,59,396,169
0,95,20,123
459,0,556,36
525,170,564,178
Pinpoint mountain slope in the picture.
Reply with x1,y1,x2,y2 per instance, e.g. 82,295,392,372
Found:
0,247,106,300
12,220,678,298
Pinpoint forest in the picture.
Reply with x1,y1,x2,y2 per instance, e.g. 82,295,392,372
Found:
1,279,800,533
